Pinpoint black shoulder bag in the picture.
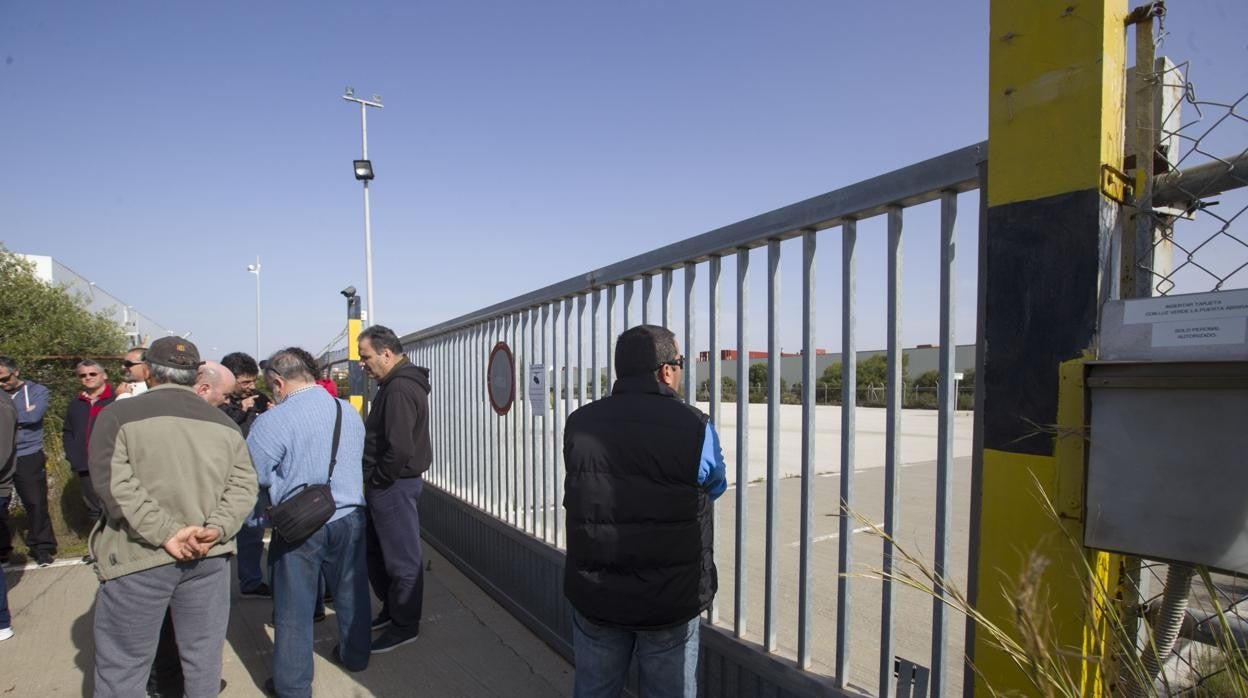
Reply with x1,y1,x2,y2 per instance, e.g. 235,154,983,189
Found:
267,399,343,546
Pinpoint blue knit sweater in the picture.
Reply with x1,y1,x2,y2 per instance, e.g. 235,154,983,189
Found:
246,386,366,524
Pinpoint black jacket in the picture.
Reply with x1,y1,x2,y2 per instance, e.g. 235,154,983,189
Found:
363,359,433,488
562,375,716,629
62,386,116,475
220,392,271,438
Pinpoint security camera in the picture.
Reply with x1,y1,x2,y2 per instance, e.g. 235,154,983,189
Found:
341,286,357,298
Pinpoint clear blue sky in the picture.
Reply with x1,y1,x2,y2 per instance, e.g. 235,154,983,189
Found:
2,2,1245,360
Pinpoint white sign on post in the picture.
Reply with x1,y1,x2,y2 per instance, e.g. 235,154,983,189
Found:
527,364,548,418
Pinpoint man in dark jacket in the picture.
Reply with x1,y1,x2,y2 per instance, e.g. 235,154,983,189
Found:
563,325,727,698
358,325,433,655
219,351,272,598
63,359,115,526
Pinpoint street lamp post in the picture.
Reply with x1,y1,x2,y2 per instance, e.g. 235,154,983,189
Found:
342,87,383,325
247,257,261,360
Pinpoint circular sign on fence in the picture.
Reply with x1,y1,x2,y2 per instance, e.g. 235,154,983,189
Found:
487,342,515,415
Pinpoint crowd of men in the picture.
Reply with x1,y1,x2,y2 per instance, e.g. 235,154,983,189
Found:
1,321,727,698
0,324,434,698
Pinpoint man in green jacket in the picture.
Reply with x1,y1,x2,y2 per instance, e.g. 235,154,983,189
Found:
88,337,258,698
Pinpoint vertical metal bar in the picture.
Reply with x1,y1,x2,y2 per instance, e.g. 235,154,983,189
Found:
642,274,653,325
531,307,541,541
662,269,673,328
764,238,781,652
521,309,532,533
539,304,549,542
489,319,499,516
623,278,634,329
964,160,990,698
931,192,958,696
683,264,696,403
591,289,601,401
879,206,903,698
511,312,521,527
734,247,750,639
561,297,572,548
577,295,587,408
798,230,816,669
549,301,560,545
473,323,482,508
606,285,616,394
836,220,858,687
457,328,466,500
707,255,721,623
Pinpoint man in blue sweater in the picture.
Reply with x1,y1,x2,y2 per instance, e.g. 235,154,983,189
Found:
247,348,370,697
0,356,55,566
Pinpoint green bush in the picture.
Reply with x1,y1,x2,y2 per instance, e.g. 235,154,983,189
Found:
0,247,126,558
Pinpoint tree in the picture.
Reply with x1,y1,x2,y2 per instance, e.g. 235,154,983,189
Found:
0,247,128,550
915,370,940,389
748,361,769,387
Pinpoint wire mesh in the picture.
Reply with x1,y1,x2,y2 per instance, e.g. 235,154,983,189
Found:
1140,58,1248,296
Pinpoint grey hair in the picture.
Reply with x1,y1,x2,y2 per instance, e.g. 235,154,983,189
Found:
149,362,197,387
76,359,105,372
265,349,317,384
0,356,17,373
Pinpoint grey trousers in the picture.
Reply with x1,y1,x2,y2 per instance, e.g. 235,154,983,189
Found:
93,556,231,698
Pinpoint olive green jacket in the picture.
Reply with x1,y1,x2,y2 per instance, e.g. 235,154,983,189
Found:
88,384,258,581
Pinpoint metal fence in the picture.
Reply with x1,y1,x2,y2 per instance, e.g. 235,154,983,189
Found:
399,142,984,696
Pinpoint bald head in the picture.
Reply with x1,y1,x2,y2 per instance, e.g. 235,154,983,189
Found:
194,361,237,407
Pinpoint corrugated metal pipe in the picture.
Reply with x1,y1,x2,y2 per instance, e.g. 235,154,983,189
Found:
1127,563,1196,697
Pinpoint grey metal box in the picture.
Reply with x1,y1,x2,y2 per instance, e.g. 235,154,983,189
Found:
1085,361,1248,574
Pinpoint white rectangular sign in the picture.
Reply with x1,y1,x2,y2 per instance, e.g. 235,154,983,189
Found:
527,364,548,418
1122,288,1248,325
1151,317,1248,348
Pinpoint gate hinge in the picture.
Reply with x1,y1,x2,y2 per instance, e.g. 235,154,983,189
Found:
1101,164,1134,204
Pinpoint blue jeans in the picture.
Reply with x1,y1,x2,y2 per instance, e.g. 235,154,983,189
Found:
236,497,268,591
571,610,701,698
270,509,370,697
0,556,9,629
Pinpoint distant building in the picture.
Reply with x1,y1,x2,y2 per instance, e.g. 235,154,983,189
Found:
694,344,977,386
18,254,176,348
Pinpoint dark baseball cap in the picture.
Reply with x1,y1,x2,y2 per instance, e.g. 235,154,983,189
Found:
146,337,204,370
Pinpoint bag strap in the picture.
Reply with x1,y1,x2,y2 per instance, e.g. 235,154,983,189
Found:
326,399,343,484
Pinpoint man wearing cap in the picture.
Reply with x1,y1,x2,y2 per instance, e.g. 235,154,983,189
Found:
88,337,258,698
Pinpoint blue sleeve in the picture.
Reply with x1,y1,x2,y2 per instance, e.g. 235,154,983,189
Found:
697,423,727,500
245,415,282,489
16,383,49,426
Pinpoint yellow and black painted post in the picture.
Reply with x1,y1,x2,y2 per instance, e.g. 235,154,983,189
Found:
347,292,364,415
969,0,1128,694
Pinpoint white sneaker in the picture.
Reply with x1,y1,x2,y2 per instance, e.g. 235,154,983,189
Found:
0,627,12,642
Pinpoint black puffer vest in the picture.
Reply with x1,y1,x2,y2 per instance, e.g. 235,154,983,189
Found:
562,375,715,629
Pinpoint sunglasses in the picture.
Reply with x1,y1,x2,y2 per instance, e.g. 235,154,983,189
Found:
122,360,144,369
0,374,12,382
659,357,684,369
77,372,101,379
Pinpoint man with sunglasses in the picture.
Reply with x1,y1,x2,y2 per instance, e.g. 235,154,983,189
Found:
0,356,56,566
562,325,727,698
63,359,115,528
114,347,151,400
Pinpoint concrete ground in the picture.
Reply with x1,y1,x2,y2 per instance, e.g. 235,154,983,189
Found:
0,544,572,697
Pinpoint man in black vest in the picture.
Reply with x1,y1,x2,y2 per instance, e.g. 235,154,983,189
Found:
563,324,727,698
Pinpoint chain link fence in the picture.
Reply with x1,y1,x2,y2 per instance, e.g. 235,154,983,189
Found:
1124,19,1248,693
1140,57,1248,297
